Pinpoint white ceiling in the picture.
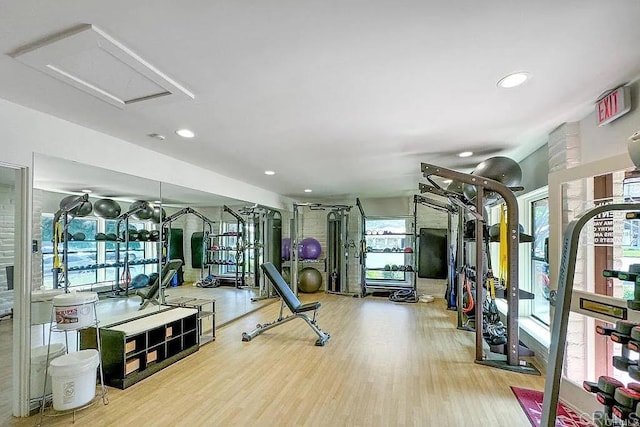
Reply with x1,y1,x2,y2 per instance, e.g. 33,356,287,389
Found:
3,1,640,198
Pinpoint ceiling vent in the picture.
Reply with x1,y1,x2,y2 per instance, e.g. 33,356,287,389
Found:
11,24,194,108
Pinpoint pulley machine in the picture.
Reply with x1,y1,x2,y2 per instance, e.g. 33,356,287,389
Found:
238,205,282,301
291,202,354,295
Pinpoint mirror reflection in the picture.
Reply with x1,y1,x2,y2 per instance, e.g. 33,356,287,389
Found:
159,183,280,326
29,154,284,408
30,154,162,407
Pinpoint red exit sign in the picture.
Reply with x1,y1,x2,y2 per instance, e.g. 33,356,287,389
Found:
597,86,631,126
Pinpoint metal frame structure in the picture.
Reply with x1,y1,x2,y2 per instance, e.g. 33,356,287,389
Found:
413,194,457,307
291,202,353,295
113,202,155,296
356,198,367,297
238,205,282,301
540,202,640,426
421,162,537,373
326,206,353,296
221,205,246,288
162,206,215,291
51,194,90,292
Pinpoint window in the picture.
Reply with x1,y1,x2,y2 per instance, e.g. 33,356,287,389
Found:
531,197,550,325
42,214,157,289
41,214,98,287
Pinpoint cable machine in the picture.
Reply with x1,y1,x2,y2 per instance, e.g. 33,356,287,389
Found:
238,205,282,301
291,202,354,295
356,198,367,298
162,207,215,290
326,206,353,296
420,162,538,374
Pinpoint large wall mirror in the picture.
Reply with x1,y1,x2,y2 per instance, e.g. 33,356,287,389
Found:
30,153,162,408
159,183,278,326
28,154,282,408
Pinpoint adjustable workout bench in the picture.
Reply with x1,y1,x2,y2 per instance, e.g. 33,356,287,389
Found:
136,259,183,310
242,262,330,346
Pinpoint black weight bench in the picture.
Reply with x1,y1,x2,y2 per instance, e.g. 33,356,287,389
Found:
242,262,330,346
136,259,183,310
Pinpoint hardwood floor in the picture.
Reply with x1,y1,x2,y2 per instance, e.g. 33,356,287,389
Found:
11,294,544,426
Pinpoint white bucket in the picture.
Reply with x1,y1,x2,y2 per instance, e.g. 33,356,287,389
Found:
30,343,66,400
31,289,64,325
52,292,98,330
49,349,99,411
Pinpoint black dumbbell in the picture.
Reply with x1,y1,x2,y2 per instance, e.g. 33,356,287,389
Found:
613,356,638,371
612,387,640,422
629,365,640,381
584,375,624,400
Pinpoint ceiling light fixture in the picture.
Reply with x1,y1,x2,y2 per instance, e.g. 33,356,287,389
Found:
497,72,530,89
80,189,92,193
304,189,312,193
458,151,473,158
175,128,195,138
264,170,276,176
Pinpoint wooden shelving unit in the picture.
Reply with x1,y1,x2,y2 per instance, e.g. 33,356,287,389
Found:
80,307,199,389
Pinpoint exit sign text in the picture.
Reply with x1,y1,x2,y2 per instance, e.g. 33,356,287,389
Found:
597,86,631,126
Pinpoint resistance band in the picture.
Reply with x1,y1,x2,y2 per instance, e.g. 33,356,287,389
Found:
462,271,474,313
499,204,508,287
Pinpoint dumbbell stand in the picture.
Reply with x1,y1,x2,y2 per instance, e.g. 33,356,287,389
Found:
541,202,640,427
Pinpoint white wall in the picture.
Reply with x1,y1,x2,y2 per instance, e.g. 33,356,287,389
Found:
579,79,640,163
0,98,293,209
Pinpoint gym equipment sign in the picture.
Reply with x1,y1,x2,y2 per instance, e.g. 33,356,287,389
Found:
593,198,613,245
596,85,631,126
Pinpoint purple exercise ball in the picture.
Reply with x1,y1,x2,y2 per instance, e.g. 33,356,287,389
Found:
282,238,291,260
299,237,322,260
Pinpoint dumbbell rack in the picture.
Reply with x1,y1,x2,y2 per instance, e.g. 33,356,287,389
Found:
541,202,640,426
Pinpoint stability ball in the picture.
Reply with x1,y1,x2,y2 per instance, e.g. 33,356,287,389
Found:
473,156,522,187
130,201,153,220
446,179,465,195
93,198,121,219
282,268,291,284
298,267,322,293
59,195,93,217
298,237,322,260
463,156,522,202
151,206,166,224
282,238,291,260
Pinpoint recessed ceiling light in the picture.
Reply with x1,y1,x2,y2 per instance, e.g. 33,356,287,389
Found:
458,151,473,158
497,72,530,89
80,189,92,193
264,170,276,176
304,189,312,193
175,128,195,138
